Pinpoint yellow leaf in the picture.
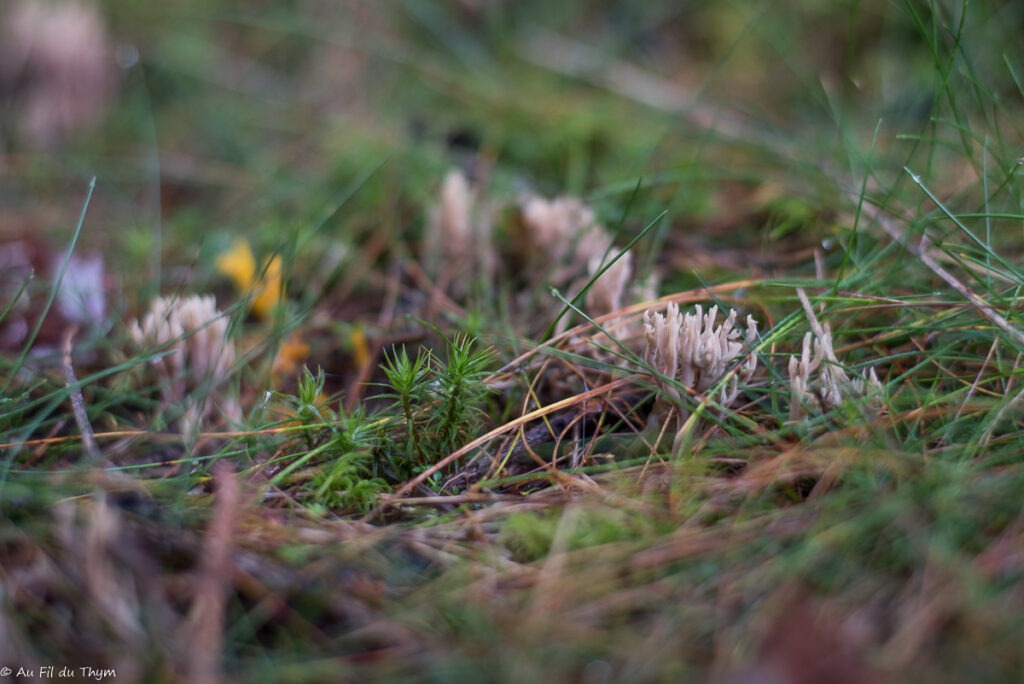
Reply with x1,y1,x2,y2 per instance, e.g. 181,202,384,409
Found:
251,254,283,319
215,239,284,319
349,325,370,371
272,334,311,383
215,239,255,292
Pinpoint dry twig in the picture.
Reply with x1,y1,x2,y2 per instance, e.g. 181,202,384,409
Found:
859,198,1024,349
180,461,241,684
61,325,100,461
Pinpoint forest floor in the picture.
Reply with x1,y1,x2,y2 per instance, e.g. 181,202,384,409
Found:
2,2,1024,682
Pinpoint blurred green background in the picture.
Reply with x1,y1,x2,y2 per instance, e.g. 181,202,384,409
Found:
7,0,1021,299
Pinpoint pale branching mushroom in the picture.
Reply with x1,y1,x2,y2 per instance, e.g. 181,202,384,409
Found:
586,252,633,318
788,289,883,421
424,168,495,292
642,302,759,427
431,168,474,259
129,295,239,437
520,195,612,282
1,0,117,149
787,324,882,421
571,251,661,368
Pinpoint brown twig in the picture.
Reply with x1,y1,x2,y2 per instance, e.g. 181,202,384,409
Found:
180,460,240,684
0,425,312,451
859,199,1024,349
61,325,101,462
362,375,637,521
